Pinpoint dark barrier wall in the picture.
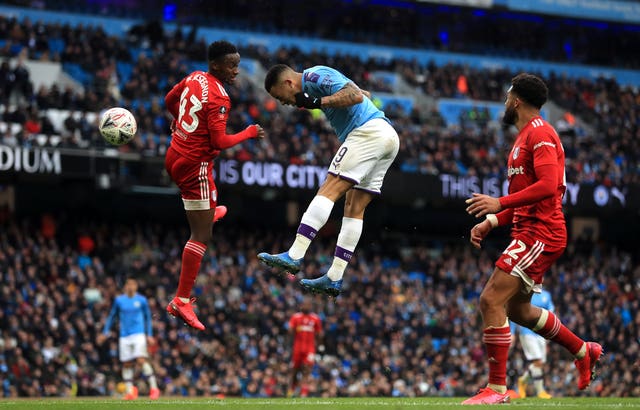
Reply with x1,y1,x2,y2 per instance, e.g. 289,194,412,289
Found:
1,146,634,212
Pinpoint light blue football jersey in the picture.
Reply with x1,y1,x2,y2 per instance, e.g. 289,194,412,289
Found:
301,65,387,142
103,293,152,337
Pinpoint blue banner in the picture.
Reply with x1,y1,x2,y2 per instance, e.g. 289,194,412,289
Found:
507,0,640,24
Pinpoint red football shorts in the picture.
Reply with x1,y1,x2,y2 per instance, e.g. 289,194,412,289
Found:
496,237,565,293
165,146,217,211
291,350,315,369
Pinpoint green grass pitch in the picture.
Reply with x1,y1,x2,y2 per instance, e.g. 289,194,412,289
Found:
1,397,639,409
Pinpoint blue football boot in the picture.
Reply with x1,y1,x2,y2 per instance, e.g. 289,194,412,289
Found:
300,274,343,297
257,251,302,274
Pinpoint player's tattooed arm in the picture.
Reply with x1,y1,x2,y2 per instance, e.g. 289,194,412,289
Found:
360,88,371,99
322,82,365,108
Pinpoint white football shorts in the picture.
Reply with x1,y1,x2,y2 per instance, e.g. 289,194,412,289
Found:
327,118,399,194
119,333,148,362
519,333,547,362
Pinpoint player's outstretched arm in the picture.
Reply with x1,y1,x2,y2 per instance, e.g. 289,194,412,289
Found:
209,124,264,150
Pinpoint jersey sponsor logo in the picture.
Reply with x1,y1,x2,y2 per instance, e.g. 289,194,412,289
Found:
304,72,320,83
504,257,512,266
533,141,556,150
507,165,525,177
512,146,520,159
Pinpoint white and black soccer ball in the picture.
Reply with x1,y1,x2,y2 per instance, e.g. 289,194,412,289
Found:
98,107,137,146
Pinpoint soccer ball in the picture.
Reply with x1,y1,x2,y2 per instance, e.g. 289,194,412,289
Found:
99,107,137,146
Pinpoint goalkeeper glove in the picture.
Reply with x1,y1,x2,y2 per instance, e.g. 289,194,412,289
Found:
294,92,322,109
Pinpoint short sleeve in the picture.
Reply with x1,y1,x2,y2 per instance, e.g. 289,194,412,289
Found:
303,67,348,96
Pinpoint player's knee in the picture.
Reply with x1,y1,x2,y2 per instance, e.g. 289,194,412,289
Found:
479,291,500,313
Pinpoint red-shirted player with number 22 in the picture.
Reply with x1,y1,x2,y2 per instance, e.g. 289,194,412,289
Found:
463,73,602,404
164,41,264,330
288,298,323,397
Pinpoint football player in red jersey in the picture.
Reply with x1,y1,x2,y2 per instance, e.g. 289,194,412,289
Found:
462,73,602,405
288,298,323,397
164,41,264,330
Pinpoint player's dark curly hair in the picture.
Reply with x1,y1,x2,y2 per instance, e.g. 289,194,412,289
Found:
264,64,291,92
510,73,548,109
207,40,238,62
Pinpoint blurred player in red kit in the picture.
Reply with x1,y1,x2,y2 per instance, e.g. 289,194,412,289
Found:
164,40,264,330
463,73,602,404
288,298,323,397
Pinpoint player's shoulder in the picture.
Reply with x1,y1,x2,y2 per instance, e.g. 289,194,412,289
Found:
304,65,341,80
529,118,557,136
528,119,559,145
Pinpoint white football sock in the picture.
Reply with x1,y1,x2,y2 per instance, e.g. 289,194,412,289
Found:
288,195,334,260
530,363,544,394
122,367,134,392
327,217,363,281
142,361,158,390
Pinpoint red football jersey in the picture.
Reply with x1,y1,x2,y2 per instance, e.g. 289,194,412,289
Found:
165,71,229,162
289,312,322,353
506,116,567,247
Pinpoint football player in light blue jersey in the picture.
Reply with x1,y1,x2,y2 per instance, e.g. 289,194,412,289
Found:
258,64,399,297
510,289,555,399
100,278,160,400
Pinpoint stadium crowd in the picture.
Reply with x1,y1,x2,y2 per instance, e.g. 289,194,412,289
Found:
1,15,639,186
32,0,640,69
0,214,638,398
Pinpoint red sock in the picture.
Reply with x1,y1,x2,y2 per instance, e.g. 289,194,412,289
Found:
176,240,206,299
534,309,584,355
483,325,511,387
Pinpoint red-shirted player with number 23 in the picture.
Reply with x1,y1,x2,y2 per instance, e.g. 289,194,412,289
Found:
164,41,264,330
462,73,602,404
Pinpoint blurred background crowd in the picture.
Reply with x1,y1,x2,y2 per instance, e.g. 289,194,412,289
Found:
0,0,639,399
0,214,638,398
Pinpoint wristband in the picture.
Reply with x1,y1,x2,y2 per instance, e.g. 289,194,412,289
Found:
486,214,498,228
